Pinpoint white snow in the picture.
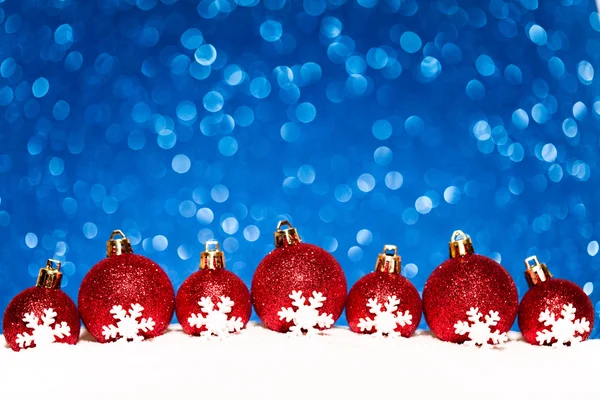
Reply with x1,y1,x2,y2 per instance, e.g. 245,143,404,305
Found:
454,307,508,348
277,290,334,336
15,308,71,349
187,296,244,338
102,303,156,342
357,296,412,338
1,323,599,400
537,303,591,347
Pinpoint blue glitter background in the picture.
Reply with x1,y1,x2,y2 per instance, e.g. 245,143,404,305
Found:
1,0,599,336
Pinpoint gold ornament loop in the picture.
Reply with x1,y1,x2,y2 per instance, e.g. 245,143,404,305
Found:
106,229,133,257
36,259,63,289
374,245,402,274
449,230,475,259
524,255,552,287
274,220,302,248
200,240,225,270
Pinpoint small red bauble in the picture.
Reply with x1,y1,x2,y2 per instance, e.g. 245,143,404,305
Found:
518,256,594,346
3,259,80,351
78,230,175,343
346,245,422,338
251,220,347,335
176,240,251,337
422,230,518,345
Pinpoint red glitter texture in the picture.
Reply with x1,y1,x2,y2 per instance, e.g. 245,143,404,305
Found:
346,271,422,337
176,269,251,335
518,278,594,345
3,287,80,351
251,243,347,332
422,254,518,343
78,253,175,343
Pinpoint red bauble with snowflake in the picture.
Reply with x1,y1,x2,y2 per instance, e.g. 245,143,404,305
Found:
518,256,594,346
176,240,251,338
346,245,422,338
78,230,175,343
2,259,80,352
422,230,518,346
251,220,347,335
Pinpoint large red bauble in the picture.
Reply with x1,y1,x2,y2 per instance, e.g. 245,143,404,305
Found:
519,279,594,345
423,253,518,343
3,286,80,351
251,222,346,333
78,235,175,343
176,269,251,335
346,271,422,337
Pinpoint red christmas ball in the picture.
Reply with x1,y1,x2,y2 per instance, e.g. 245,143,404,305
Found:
422,231,518,345
2,260,80,352
251,221,347,335
176,241,251,337
346,245,422,338
78,230,175,343
518,256,594,346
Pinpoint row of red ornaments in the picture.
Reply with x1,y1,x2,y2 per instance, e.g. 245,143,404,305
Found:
2,222,595,351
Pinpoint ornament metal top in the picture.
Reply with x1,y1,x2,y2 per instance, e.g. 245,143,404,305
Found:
36,259,63,289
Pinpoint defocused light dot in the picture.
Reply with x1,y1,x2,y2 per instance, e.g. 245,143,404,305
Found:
504,64,522,84
420,56,441,78
49,157,64,176
281,122,300,142
357,173,375,192
573,101,587,120
400,31,422,53
466,79,485,100
195,44,217,66
181,28,203,50
475,54,495,76
372,119,392,140
548,164,563,182
366,47,389,69
211,184,229,203
541,143,557,162
203,91,224,112
588,241,599,256
528,24,547,45
512,109,529,129
197,228,214,244
53,100,70,120
179,200,196,218
32,77,49,98
334,184,352,202
348,246,363,262
243,225,260,242
222,217,239,234
577,61,594,85
374,146,392,165
260,20,282,42
296,102,316,123
356,229,373,246
102,196,118,214
321,16,342,38
152,235,168,251
54,24,73,45
402,208,419,225
218,136,238,156
531,103,549,123
178,245,192,260
83,222,98,239
224,64,243,86
176,101,197,121
385,171,403,190
444,186,461,204
250,77,271,99
297,165,316,184
415,196,433,214
234,106,254,127
65,51,83,71
304,0,326,15
25,233,38,248
172,154,191,173
583,282,593,295
346,55,367,75
196,207,214,224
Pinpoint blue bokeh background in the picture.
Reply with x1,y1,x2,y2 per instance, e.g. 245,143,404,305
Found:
0,0,599,336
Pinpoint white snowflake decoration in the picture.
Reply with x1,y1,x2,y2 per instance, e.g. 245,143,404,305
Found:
15,308,71,349
102,303,155,342
536,303,590,347
357,296,412,338
278,290,334,336
454,307,508,348
187,296,244,338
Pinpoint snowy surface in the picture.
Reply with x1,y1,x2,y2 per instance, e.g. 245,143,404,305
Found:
1,323,599,400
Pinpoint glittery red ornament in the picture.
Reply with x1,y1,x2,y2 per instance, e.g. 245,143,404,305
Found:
78,230,175,343
176,240,251,337
518,256,594,346
346,245,422,338
3,259,80,352
422,230,518,344
251,221,347,334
